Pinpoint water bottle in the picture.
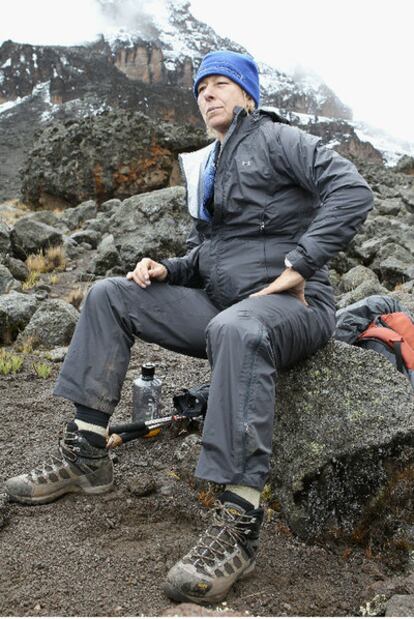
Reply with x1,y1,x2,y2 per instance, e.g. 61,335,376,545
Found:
132,363,162,423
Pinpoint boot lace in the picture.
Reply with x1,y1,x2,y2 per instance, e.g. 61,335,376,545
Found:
186,501,256,571
27,428,78,482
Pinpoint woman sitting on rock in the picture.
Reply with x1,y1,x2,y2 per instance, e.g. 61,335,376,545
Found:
5,50,373,604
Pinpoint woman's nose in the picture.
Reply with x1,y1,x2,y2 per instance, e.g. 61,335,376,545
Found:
201,85,215,100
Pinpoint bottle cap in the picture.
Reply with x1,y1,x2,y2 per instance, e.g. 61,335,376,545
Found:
141,363,155,379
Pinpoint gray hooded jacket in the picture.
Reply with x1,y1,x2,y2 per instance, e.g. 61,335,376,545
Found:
162,108,374,310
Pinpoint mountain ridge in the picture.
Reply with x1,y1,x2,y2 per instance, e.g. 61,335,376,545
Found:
0,0,413,203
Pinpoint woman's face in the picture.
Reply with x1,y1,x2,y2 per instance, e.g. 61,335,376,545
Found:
197,75,247,141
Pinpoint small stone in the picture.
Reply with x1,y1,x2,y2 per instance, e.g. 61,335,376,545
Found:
127,473,157,497
45,347,68,362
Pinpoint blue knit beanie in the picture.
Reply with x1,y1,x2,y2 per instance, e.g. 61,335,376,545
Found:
194,50,260,108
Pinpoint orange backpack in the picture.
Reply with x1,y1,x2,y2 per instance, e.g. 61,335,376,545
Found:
357,312,414,376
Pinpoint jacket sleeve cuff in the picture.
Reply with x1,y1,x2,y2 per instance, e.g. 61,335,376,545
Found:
285,249,316,280
159,259,173,283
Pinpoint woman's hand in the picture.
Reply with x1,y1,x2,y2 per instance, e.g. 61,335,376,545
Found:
249,268,308,306
126,258,168,288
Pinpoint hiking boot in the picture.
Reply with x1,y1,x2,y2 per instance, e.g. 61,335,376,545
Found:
5,422,113,505
164,490,264,604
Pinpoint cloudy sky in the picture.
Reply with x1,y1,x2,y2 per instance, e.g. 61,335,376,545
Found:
1,0,413,143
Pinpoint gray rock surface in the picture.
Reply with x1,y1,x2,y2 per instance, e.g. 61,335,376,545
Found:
0,493,9,530
395,155,414,175
60,200,97,231
385,595,414,617
0,291,39,344
100,198,122,213
70,229,101,249
109,186,190,269
63,237,83,260
4,256,28,281
340,265,379,292
0,222,11,257
271,339,414,541
174,433,202,481
379,256,414,288
18,299,79,348
0,264,21,294
92,234,121,276
336,279,388,309
10,218,62,257
21,111,207,207
400,187,414,213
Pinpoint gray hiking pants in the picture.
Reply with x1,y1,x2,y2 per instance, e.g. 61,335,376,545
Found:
54,277,335,490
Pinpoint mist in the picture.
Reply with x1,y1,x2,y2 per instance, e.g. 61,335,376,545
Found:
1,0,413,144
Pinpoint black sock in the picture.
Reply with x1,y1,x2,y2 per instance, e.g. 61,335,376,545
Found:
74,403,111,448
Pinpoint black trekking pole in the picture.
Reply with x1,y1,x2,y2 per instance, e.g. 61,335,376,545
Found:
106,382,210,449
106,414,188,448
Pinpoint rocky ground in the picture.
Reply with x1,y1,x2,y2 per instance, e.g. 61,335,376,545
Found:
0,340,410,618
1,159,414,616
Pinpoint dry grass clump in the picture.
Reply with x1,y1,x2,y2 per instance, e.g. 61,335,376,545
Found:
23,245,66,290
22,270,41,290
26,245,66,274
66,286,86,310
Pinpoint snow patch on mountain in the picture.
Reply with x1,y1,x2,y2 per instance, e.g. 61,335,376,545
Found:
351,121,414,167
263,106,414,167
0,81,50,116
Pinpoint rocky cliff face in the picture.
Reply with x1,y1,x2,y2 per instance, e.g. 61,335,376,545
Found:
0,0,366,202
21,109,208,208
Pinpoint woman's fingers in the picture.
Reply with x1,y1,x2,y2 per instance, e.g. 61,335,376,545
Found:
126,259,167,287
249,269,308,306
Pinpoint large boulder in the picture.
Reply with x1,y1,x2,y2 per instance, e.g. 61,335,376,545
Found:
18,299,79,348
20,110,208,207
10,218,62,257
271,339,414,541
0,291,39,344
108,186,190,269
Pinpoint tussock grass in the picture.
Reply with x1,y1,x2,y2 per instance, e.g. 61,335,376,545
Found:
22,270,40,290
44,245,66,271
23,245,66,289
65,286,85,310
32,361,52,379
0,349,24,375
26,246,66,275
48,274,60,285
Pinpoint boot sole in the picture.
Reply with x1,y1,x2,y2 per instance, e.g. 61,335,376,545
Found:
7,480,114,506
164,561,256,605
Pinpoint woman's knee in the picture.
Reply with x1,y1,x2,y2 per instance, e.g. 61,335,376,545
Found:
84,277,131,309
206,308,267,347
